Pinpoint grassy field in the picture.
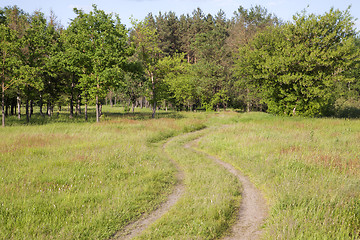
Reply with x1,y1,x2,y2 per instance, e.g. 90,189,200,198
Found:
1,107,360,239
198,112,360,239
0,107,209,239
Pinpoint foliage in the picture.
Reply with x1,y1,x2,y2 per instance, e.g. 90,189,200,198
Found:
1,4,360,126
66,5,130,122
235,8,359,116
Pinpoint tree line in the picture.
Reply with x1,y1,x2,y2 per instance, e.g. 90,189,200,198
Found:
1,4,359,126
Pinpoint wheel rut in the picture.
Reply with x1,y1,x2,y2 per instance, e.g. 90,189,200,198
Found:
188,137,268,240
111,138,185,240
113,128,267,240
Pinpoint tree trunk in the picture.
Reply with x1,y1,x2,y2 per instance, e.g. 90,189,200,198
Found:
151,73,156,119
70,74,75,118
30,100,33,118
110,93,113,107
152,101,156,119
85,101,88,121
17,94,21,120
47,102,50,116
39,94,44,117
2,79,4,127
96,94,100,122
114,96,117,106
99,102,102,117
69,94,74,118
25,100,29,123
140,97,144,109
11,102,15,116
246,87,250,112
77,95,82,114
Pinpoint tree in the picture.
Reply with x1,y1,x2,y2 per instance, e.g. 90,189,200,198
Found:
0,24,18,127
235,7,359,116
191,10,231,111
155,11,180,57
3,6,29,120
132,17,164,118
159,53,198,110
19,11,53,122
67,5,129,122
228,5,280,112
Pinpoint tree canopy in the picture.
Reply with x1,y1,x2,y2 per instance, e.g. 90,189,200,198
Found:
1,4,359,126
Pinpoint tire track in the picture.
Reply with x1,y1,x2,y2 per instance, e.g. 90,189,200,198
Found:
188,137,268,240
113,128,267,239
111,138,185,240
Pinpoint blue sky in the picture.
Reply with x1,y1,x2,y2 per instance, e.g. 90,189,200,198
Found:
2,0,360,30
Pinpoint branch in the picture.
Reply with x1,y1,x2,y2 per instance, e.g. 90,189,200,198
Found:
4,78,16,91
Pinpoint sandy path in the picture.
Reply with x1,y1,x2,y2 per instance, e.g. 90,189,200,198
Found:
111,139,185,240
113,129,267,239
189,138,268,240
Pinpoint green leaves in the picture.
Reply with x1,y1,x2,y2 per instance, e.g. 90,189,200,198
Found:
66,5,130,121
235,7,359,116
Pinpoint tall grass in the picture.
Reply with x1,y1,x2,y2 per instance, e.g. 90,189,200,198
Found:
0,109,211,239
138,130,241,239
198,112,360,239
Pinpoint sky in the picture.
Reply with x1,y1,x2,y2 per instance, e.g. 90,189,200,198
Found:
2,0,360,30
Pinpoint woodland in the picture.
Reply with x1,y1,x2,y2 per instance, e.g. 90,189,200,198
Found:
1,4,360,126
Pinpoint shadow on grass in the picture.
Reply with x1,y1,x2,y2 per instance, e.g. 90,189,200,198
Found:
336,107,360,119
4,109,185,126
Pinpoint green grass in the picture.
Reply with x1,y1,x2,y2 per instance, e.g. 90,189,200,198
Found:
197,112,360,239
0,121,176,239
2,108,360,239
137,129,241,239
0,107,214,239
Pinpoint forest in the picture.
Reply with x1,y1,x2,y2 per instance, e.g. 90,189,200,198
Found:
1,4,360,126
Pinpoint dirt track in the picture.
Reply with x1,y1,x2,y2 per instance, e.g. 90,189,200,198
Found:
111,138,185,240
190,137,268,240
113,129,268,239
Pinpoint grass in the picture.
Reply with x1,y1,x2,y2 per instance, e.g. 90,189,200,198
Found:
0,107,211,239
2,107,360,239
197,112,360,239
137,129,241,239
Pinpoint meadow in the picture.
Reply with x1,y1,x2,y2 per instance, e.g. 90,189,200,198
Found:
1,107,360,239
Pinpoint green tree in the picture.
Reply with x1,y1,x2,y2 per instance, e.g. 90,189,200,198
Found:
236,7,359,116
192,10,231,111
132,17,164,118
19,11,53,122
0,24,18,127
160,53,198,110
3,6,29,120
229,5,280,112
67,5,129,122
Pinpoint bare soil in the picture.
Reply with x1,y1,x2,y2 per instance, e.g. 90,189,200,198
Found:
113,130,268,239
111,138,185,240
190,138,268,240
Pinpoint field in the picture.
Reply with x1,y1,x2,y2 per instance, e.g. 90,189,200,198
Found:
1,107,360,239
